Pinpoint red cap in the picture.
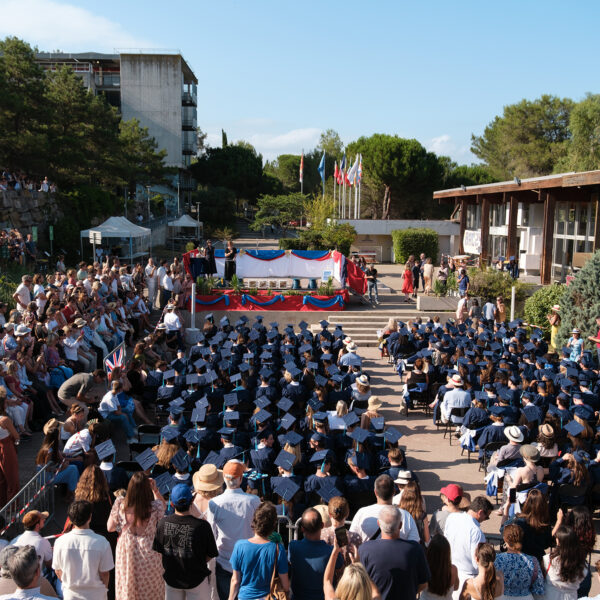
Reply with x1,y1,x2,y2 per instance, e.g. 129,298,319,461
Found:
440,484,463,502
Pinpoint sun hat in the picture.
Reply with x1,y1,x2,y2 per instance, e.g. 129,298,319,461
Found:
193,464,224,492
347,342,358,352
342,337,353,346
520,444,540,463
356,374,370,386
450,374,464,386
367,396,382,410
74,318,86,328
440,483,464,503
572,328,580,334
504,425,524,443
43,418,60,435
14,324,31,336
551,305,561,312
394,470,413,485
540,423,554,438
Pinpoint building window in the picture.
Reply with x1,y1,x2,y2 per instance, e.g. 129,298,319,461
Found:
519,203,530,227
466,204,481,230
490,203,506,227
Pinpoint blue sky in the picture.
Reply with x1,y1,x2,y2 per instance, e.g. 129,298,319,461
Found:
1,0,597,163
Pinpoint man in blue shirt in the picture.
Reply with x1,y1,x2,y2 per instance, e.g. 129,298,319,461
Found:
288,508,343,600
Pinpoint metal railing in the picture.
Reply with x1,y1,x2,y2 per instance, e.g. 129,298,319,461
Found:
0,463,56,536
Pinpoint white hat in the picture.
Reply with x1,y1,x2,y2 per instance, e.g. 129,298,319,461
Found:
357,374,370,386
571,328,580,334
347,342,358,352
450,374,463,386
504,425,524,443
551,305,561,312
343,337,353,346
15,324,31,336
394,470,413,485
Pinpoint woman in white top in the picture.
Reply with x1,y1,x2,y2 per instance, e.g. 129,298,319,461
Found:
423,258,434,295
543,527,588,600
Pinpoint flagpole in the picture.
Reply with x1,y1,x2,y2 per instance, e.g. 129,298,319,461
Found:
354,179,358,219
332,163,336,216
300,149,304,195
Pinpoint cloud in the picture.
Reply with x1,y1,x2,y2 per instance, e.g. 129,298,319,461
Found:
0,0,150,52
427,134,453,155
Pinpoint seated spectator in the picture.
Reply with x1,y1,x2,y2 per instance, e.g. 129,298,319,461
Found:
0,546,56,598
543,527,588,600
459,543,504,600
1,544,55,600
421,534,459,600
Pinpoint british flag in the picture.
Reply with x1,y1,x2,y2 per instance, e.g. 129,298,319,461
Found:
104,344,124,374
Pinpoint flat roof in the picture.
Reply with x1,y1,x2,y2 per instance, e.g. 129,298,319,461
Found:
433,169,600,199
338,219,459,235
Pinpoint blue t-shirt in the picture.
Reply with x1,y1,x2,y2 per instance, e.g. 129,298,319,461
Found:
458,274,469,292
230,540,288,600
288,539,342,600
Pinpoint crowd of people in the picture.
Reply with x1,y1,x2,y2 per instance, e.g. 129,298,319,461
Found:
0,171,56,194
0,245,598,600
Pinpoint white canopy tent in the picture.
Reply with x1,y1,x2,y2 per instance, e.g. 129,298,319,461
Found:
80,216,152,263
168,214,203,250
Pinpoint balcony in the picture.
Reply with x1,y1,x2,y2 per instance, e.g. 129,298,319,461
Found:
182,142,197,155
182,116,197,130
182,91,197,106
94,73,120,88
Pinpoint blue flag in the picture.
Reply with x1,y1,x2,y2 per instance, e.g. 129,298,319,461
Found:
318,152,325,182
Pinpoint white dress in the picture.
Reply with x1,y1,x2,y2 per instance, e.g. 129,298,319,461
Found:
543,555,587,600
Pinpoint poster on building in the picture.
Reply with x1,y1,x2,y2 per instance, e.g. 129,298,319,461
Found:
463,230,482,255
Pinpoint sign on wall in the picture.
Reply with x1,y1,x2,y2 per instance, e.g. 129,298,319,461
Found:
463,230,481,254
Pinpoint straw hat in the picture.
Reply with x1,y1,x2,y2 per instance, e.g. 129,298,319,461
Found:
571,328,580,334
347,342,358,352
357,374,370,387
43,418,61,435
368,396,382,410
520,444,540,463
551,305,561,313
450,374,464,387
394,470,413,485
504,425,524,443
192,464,224,492
540,423,554,438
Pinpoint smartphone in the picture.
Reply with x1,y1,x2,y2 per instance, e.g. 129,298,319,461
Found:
334,526,348,547
509,488,517,504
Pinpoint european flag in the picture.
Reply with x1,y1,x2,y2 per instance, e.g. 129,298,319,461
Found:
317,152,325,182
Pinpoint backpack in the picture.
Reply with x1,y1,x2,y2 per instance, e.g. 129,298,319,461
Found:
50,365,74,390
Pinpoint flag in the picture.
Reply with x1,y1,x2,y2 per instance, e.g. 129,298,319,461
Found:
334,161,339,184
347,154,360,186
299,153,304,183
105,343,125,373
317,152,325,182
357,154,363,183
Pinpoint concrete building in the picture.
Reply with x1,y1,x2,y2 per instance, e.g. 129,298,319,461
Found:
433,170,600,283
338,219,460,263
35,51,198,170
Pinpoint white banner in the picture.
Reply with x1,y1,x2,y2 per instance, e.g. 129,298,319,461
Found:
463,230,481,254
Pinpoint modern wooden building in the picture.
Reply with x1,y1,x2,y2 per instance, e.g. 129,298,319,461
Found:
433,170,600,284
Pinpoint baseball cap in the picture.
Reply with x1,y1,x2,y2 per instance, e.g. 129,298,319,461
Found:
22,510,49,529
170,483,193,508
223,460,245,478
440,484,463,502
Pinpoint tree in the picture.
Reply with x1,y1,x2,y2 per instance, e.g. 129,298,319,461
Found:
560,93,600,172
346,134,443,219
557,251,600,348
304,194,335,229
190,144,263,203
221,129,228,148
251,193,306,234
0,36,47,174
440,160,497,189
196,126,207,156
317,129,343,159
471,95,574,179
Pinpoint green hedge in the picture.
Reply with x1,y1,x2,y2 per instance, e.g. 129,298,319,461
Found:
467,267,532,304
279,238,308,250
523,284,566,339
391,228,439,264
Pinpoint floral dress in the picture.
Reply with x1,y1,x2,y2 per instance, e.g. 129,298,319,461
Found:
109,497,165,600
321,525,362,567
494,552,544,600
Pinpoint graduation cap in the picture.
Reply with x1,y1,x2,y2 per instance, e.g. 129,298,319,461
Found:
309,449,332,464
269,321,279,328
308,398,324,412
333,329,344,339
163,369,176,380
315,375,328,387
370,417,385,432
313,411,328,423
349,451,370,470
272,477,300,501
190,407,207,423
168,404,184,417
135,447,158,471
186,374,199,385
326,364,339,376
298,320,308,330
221,348,232,359
489,342,502,353
566,367,579,379
282,431,303,447
252,409,272,425
255,397,271,409
279,413,296,431
288,367,302,379
320,340,331,348
498,389,513,403
199,347,211,356
249,329,260,341
259,367,274,379
238,363,250,373
277,397,294,413
171,449,191,472
218,427,236,439
230,372,242,383
348,427,370,444
299,344,312,354
203,451,226,468
171,359,186,373
342,412,360,428
573,405,594,421
489,405,504,416
564,420,585,437
219,316,229,327
205,313,214,321
523,342,536,353
307,361,318,371
383,427,403,445
228,332,238,341
218,360,231,371
223,393,239,407
161,426,180,442
319,320,329,328
267,330,278,341
260,351,273,360
318,485,343,503
274,449,296,472
223,411,240,423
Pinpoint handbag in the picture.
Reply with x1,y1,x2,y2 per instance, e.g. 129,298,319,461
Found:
268,542,287,600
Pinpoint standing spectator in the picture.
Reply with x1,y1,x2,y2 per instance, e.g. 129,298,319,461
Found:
153,484,218,600
421,534,458,600
52,500,114,600
411,259,421,298
106,472,166,600
365,264,379,305
144,258,157,311
288,508,342,600
1,545,55,600
156,260,168,310
210,460,260,600
358,505,430,600
423,258,434,295
419,253,426,289
543,527,588,600
444,496,492,588
350,474,419,543
228,501,289,600
0,391,19,507
567,328,584,363
429,485,469,538
204,240,217,277
160,270,174,310
495,296,507,324
401,263,414,303
320,497,362,567
323,543,378,600
436,261,449,294
13,275,32,311
224,241,236,283
39,177,49,192
482,298,497,326
456,292,469,324
457,269,469,298
24,234,37,265
459,543,503,600
11,511,53,573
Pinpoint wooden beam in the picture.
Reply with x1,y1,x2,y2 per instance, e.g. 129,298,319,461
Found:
507,194,518,259
480,195,490,263
540,191,556,285
458,198,467,254
593,193,600,251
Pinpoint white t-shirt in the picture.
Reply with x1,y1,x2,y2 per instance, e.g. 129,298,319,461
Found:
349,503,420,543
12,530,53,569
15,283,31,308
33,284,47,314
52,528,114,600
145,264,156,282
164,312,181,332
98,392,119,418
63,429,92,457
444,511,486,580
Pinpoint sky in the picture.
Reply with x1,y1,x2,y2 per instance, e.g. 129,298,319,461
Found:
1,0,597,164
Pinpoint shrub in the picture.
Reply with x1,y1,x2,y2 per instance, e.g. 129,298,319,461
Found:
0,275,17,310
391,228,439,264
556,250,600,348
467,267,532,306
523,284,566,339
279,238,308,250
433,278,447,297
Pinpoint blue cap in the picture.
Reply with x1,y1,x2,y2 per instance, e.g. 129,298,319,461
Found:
171,449,191,472
272,477,300,501
564,420,585,437
279,413,296,431
274,449,296,472
318,485,343,503
170,483,193,507
282,431,303,447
